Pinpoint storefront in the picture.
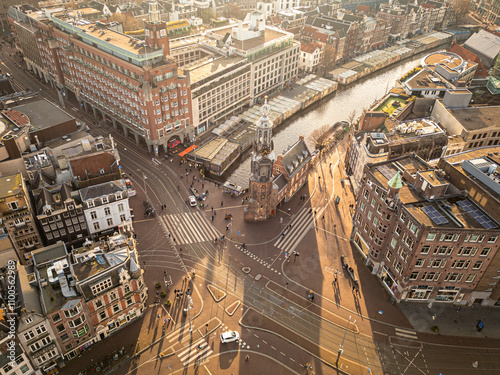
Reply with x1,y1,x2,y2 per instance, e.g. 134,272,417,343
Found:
406,285,433,301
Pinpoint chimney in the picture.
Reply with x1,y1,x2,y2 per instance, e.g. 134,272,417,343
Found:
299,135,304,142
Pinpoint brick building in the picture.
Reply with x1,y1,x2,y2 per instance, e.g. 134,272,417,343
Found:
351,153,500,305
0,174,43,265
9,2,193,155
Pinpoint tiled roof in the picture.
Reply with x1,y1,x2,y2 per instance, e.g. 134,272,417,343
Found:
300,43,321,54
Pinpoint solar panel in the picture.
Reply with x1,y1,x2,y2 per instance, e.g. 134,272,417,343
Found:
422,206,449,225
457,200,498,229
378,165,396,181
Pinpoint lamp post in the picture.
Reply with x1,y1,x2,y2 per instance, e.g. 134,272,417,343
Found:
227,222,232,240
143,174,150,204
336,315,356,367
191,136,197,167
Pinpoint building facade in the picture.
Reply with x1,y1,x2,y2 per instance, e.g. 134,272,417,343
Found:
9,2,193,155
0,174,43,265
79,180,131,237
351,154,500,305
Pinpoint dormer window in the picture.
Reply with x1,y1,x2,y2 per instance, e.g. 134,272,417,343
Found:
99,168,105,174
87,200,94,208
102,196,108,204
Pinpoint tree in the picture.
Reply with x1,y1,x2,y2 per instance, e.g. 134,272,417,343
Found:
225,3,245,20
109,12,141,32
308,124,331,149
200,9,215,24
347,110,357,127
452,0,471,25
321,44,337,73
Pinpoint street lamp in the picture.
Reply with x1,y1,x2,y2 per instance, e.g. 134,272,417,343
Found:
143,174,149,204
336,315,356,367
191,136,197,167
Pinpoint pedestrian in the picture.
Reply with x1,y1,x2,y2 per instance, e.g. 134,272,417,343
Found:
285,282,289,289
211,215,214,221
211,206,214,212
156,291,159,297
180,247,183,253
164,270,167,276
221,201,224,207
322,215,325,220
352,285,356,293
245,355,249,361
157,314,161,319
226,225,229,232
202,183,204,189
197,344,202,351
288,224,292,229
287,208,291,213
311,294,314,301
282,233,285,238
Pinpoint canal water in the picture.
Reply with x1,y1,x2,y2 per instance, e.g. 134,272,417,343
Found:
227,56,422,188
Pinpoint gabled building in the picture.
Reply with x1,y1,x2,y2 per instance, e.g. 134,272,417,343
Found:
273,135,311,204
79,180,131,238
0,174,42,265
32,182,88,247
0,332,40,375
299,43,323,73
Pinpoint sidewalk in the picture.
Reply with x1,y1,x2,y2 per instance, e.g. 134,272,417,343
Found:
399,301,500,339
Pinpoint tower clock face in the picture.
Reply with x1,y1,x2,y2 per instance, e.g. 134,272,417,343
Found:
261,145,271,155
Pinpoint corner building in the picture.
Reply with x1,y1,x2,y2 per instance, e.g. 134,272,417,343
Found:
9,2,192,154
351,153,500,305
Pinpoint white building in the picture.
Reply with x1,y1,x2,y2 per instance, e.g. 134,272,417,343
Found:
79,180,131,237
299,43,323,73
275,0,300,11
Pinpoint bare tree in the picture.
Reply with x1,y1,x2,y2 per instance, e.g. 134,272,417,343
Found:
309,124,332,149
225,3,245,20
347,110,357,128
452,0,471,25
320,44,337,73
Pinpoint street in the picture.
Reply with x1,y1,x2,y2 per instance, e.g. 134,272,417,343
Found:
2,46,500,375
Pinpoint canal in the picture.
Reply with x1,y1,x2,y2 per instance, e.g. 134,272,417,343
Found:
228,56,422,188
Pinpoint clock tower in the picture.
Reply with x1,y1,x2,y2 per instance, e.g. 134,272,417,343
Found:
244,97,278,222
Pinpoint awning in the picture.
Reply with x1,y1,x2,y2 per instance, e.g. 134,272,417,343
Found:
168,139,181,149
178,144,198,157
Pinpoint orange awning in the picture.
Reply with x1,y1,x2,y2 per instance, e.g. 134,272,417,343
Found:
178,144,198,157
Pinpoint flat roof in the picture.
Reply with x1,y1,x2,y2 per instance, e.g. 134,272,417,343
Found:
406,69,448,90
78,23,152,55
448,106,500,131
0,173,22,198
423,51,463,70
13,99,74,130
211,26,290,52
188,55,246,84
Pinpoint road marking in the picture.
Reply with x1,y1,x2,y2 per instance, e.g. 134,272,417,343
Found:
271,346,276,350
395,328,418,340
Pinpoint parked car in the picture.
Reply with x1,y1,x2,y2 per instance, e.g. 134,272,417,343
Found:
220,330,239,344
189,196,197,207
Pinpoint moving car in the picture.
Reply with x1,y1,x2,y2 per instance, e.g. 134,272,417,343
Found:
189,196,197,207
220,330,239,344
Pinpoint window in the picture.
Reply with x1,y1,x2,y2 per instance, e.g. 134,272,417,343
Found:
7,201,19,211
91,277,113,295
90,211,97,220
95,299,103,309
120,214,127,222
24,331,35,341
56,324,65,333
118,203,124,212
360,202,366,212
107,218,113,226
409,272,419,280
99,311,107,321
466,274,476,283
371,198,376,207
113,304,120,313
400,212,407,223
426,233,436,241
473,261,483,270
480,248,491,256
386,251,393,261
35,325,47,335
104,207,111,215
52,314,61,323
488,236,498,243
110,291,117,301
93,222,100,231
421,246,430,254
415,259,424,267
367,211,373,220
390,237,397,248
395,225,402,236
63,306,81,318
443,234,453,241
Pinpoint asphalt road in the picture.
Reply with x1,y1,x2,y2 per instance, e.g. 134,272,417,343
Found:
2,49,500,375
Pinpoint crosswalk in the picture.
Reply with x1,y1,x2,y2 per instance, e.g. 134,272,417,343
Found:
274,206,319,253
394,327,418,340
159,211,220,245
177,338,212,366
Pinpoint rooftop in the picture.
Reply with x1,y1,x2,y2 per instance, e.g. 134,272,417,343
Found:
405,69,449,90
210,25,290,52
448,106,500,131
187,55,246,84
12,99,74,131
0,173,23,198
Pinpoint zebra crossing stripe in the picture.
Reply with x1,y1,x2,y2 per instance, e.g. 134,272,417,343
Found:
183,346,212,366
163,214,189,244
177,338,205,361
181,212,205,242
274,207,314,251
394,328,418,340
165,324,190,342
161,212,221,245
